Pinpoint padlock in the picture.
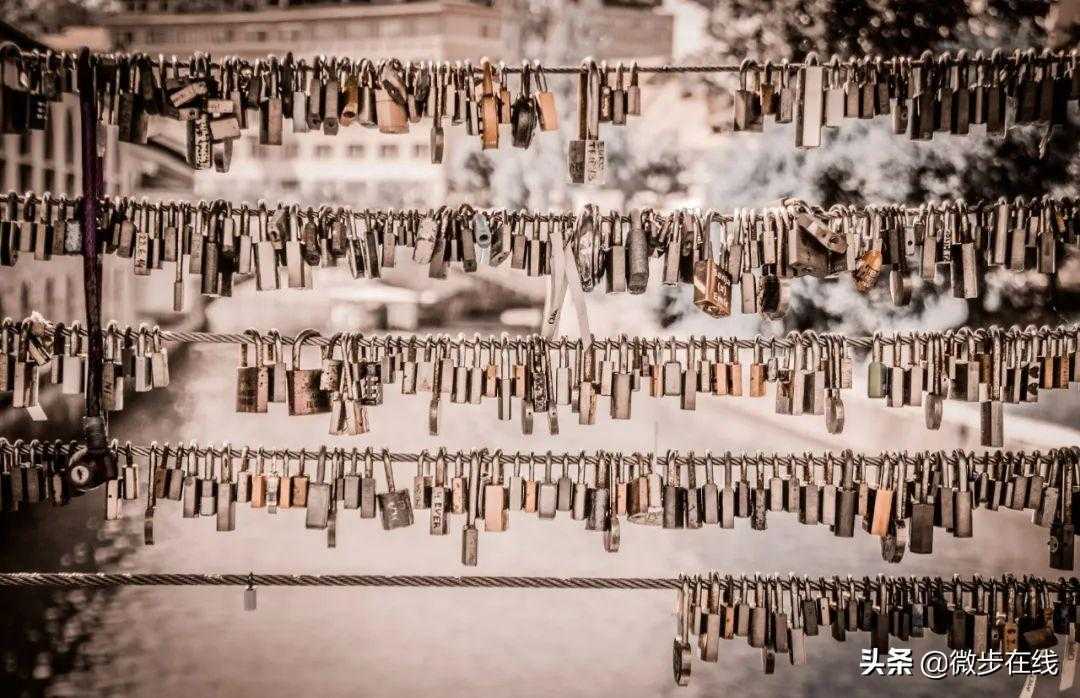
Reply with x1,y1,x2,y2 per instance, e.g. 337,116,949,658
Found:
794,53,824,148
286,329,330,416
568,60,606,184
257,59,283,145
483,454,509,533
235,332,268,415
375,60,409,134
733,59,764,132
533,61,558,131
377,450,414,530
216,446,237,532
305,448,333,531
693,257,732,318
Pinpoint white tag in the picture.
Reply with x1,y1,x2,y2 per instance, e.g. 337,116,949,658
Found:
1061,637,1077,691
541,225,568,339
1019,674,1037,698
540,222,590,346
562,239,591,345
96,122,108,157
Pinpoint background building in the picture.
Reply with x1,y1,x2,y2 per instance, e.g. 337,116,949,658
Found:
0,21,194,326
2,2,1080,697
100,0,673,206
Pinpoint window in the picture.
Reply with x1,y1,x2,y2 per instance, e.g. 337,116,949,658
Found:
42,127,53,162
65,272,78,317
314,23,345,40
374,19,413,37
43,168,55,193
65,110,76,163
412,144,428,161
379,144,399,160
18,164,33,191
348,22,375,39
44,278,56,319
376,181,404,204
19,282,31,318
347,144,366,159
112,268,124,314
18,133,31,156
314,144,333,160
66,174,76,195
209,27,234,42
281,179,299,191
315,181,339,200
146,28,174,43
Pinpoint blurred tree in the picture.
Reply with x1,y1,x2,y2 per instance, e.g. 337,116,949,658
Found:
0,0,115,35
453,0,690,211
672,0,1080,335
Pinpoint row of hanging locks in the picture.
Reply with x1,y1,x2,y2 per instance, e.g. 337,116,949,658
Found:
4,43,1080,682
671,574,1077,683
4,320,1080,447
1,440,1078,571
1,193,1078,317
1,47,1079,179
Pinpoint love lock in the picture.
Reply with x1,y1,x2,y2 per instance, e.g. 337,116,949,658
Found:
65,416,118,493
286,329,331,416
377,449,413,530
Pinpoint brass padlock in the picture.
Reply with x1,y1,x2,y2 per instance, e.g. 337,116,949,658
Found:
533,61,558,131
693,258,732,317
733,59,764,132
625,62,642,116
374,63,408,135
479,59,499,150
483,453,509,533
568,60,606,185
286,329,330,416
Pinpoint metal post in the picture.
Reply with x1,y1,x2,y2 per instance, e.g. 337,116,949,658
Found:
67,46,115,490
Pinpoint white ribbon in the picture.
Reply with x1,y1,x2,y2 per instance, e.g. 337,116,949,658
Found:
1019,674,1036,698
542,221,591,348
1061,636,1077,691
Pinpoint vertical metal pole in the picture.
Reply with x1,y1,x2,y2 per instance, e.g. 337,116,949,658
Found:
68,46,115,490
77,47,102,420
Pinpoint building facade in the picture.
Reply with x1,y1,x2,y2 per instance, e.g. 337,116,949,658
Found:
101,0,673,207
0,23,194,326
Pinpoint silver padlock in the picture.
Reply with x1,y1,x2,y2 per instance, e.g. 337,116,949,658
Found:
461,451,482,566
305,447,332,531
473,211,491,249
216,444,237,532
377,449,413,530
